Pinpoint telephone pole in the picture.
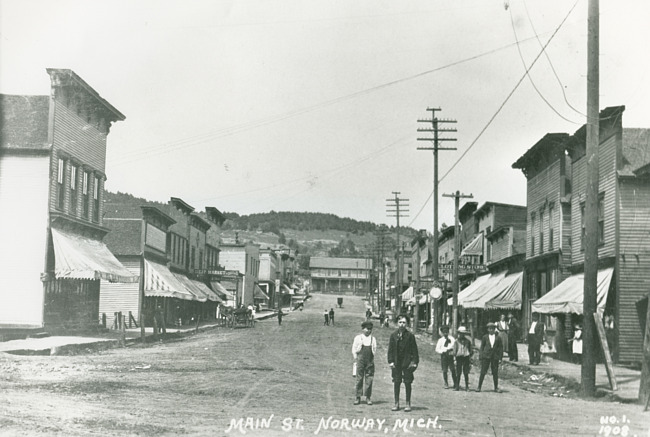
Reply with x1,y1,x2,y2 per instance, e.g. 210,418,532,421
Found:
418,108,456,334
372,228,391,315
443,190,473,335
387,192,409,313
582,0,600,397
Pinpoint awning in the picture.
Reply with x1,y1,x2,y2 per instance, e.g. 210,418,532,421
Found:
461,233,483,257
144,260,194,301
464,272,520,309
401,286,414,300
281,284,293,294
532,267,614,314
210,281,234,299
192,279,222,302
254,285,270,300
484,272,524,310
172,273,207,302
449,273,497,306
51,227,138,283
419,294,429,305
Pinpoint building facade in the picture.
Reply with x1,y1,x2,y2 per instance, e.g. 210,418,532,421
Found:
309,257,372,295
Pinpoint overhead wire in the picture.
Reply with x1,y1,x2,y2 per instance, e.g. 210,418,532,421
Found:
408,0,581,227
110,35,546,167
509,4,581,124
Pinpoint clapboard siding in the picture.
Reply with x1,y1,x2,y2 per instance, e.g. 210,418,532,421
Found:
617,178,650,362
526,158,563,258
53,101,107,172
99,258,141,328
571,133,618,265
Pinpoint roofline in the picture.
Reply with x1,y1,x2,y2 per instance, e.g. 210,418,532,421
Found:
141,206,176,227
475,201,527,217
46,68,125,121
170,197,195,214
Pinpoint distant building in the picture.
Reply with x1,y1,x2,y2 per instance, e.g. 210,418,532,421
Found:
0,69,137,331
219,243,260,307
309,257,372,295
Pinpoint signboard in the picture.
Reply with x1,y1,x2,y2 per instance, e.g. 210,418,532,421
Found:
438,263,486,275
194,269,241,280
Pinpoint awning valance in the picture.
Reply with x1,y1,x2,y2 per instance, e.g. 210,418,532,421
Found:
484,272,523,310
144,260,194,300
211,281,234,299
254,285,270,300
461,233,483,257
51,227,138,283
401,286,414,300
192,279,222,302
450,273,496,306
464,272,520,309
531,267,614,314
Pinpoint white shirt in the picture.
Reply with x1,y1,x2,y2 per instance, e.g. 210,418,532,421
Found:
529,321,537,334
435,335,456,354
352,334,377,358
488,334,496,347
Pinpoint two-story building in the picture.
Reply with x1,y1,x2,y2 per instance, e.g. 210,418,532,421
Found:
219,243,261,307
309,257,373,295
0,69,137,331
259,247,279,308
512,132,574,354
531,106,650,363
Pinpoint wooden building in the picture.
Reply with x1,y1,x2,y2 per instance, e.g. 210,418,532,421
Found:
309,257,372,295
219,243,261,307
531,106,650,363
0,69,137,331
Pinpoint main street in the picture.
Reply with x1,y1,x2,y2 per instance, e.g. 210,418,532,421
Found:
1,294,647,436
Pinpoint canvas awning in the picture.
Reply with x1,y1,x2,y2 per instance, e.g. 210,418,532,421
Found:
449,272,497,306
531,267,614,314
210,281,234,299
461,233,483,257
172,273,208,302
484,272,524,310
281,284,293,294
254,285,270,300
192,279,222,302
51,227,138,283
464,272,520,309
144,260,194,300
401,286,414,300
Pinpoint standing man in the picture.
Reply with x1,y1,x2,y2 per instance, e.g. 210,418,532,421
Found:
277,308,283,326
352,321,377,405
387,314,419,412
323,309,329,326
329,308,335,326
527,313,546,365
507,313,520,362
477,322,503,393
435,326,457,389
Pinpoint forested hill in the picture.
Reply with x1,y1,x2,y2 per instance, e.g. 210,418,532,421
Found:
104,191,418,237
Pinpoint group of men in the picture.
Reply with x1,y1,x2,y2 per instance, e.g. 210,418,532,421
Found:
352,311,548,410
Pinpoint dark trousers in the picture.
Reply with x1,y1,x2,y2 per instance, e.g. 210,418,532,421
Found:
440,354,457,387
355,360,374,398
478,359,499,390
508,337,518,361
528,336,541,364
455,356,471,388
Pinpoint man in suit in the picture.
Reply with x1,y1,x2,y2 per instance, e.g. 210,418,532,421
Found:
527,312,546,365
477,322,503,392
387,314,419,412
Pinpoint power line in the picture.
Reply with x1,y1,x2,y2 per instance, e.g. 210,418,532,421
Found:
408,0,580,227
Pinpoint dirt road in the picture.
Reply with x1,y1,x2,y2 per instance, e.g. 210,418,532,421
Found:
1,294,648,436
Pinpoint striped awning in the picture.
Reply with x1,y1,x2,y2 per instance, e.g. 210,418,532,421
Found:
192,279,222,302
211,281,234,299
51,227,138,283
484,272,523,310
532,268,614,314
144,260,194,300
449,273,496,306
463,272,518,309
172,273,208,302
461,233,483,257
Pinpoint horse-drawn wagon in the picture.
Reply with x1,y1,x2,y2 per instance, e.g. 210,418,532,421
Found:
222,306,254,328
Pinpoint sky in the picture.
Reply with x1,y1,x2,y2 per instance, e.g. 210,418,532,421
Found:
1,0,649,231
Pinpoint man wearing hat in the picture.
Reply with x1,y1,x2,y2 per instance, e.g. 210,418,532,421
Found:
477,322,504,392
352,321,377,405
453,326,473,391
435,325,457,389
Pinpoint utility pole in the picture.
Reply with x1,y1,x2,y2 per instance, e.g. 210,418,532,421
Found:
387,192,409,314
418,107,456,334
373,227,391,315
582,0,600,397
443,190,473,335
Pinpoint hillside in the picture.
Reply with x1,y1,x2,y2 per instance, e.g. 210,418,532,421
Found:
103,191,415,267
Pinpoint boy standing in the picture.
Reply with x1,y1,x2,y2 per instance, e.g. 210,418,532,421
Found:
352,321,377,405
435,326,457,389
387,314,419,412
453,326,473,391
477,322,503,393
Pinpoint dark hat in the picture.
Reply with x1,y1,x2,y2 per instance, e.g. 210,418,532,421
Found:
440,325,450,333
486,322,497,328
361,321,374,329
